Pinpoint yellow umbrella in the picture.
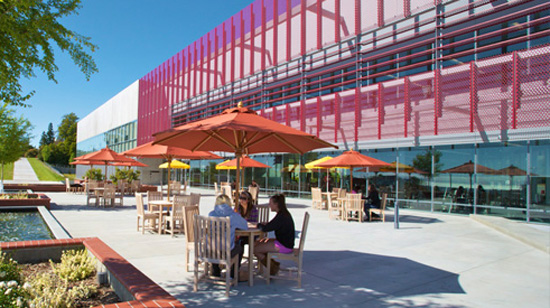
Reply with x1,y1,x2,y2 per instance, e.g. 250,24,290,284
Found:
215,160,235,170
159,160,190,169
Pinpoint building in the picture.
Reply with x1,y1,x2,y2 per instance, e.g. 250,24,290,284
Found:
77,0,550,222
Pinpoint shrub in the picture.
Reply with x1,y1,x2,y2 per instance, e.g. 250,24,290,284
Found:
27,272,97,308
109,167,141,185
50,249,95,282
0,253,22,284
85,168,104,181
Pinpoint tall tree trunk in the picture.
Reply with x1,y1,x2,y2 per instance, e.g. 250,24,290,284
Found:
1,162,4,193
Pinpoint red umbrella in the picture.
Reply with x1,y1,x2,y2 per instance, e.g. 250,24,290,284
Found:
316,150,390,189
123,141,222,198
72,147,136,184
111,160,148,167
497,165,533,191
153,103,337,193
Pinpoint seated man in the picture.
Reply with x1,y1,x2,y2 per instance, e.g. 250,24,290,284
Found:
208,194,248,279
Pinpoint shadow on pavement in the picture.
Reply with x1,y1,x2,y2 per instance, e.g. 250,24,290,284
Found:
163,250,465,307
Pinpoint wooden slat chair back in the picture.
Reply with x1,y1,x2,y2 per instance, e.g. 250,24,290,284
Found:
86,181,99,206
327,192,343,220
117,179,128,195
102,187,117,207
166,202,185,237
136,193,157,234
345,193,364,222
369,193,387,222
266,212,310,288
332,187,341,194
256,204,271,224
338,188,347,199
174,195,192,207
193,215,239,297
214,182,220,195
170,181,181,196
220,185,232,199
248,185,259,205
310,187,326,210
130,180,141,193
183,205,200,272
147,191,165,214
65,178,75,193
190,193,201,207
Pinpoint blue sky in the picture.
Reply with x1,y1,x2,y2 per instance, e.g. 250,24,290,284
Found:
17,0,255,147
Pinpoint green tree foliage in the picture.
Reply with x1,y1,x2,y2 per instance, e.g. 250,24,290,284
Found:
412,148,443,180
109,167,141,185
0,106,32,185
57,113,78,161
0,0,98,107
39,113,78,166
39,122,55,147
85,168,103,181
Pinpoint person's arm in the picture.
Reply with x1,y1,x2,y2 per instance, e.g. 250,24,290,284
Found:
234,214,248,230
257,214,283,232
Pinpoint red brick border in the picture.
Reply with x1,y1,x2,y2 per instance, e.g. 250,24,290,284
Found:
0,193,51,209
0,238,185,308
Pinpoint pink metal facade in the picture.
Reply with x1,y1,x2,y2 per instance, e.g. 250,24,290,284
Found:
137,0,550,146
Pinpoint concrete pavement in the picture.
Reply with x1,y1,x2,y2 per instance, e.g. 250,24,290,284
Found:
47,188,550,307
11,157,39,182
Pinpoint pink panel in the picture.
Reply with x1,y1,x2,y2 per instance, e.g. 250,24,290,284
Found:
438,65,471,135
321,0,335,47
356,88,379,141
339,0,355,40
380,83,405,140
410,0,434,15
384,0,405,24
407,76,435,138
290,6,301,59
338,91,356,143
516,48,550,129
361,0,377,32
304,0,317,53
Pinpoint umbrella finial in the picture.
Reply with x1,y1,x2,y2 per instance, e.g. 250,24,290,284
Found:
237,101,243,108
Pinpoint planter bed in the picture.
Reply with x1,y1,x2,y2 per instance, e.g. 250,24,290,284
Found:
0,237,185,308
0,193,51,209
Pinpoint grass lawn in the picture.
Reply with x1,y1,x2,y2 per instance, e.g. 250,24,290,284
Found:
27,158,65,182
0,162,14,180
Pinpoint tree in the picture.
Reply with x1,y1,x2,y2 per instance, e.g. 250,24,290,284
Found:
57,113,78,161
412,148,443,180
0,107,32,190
0,0,98,107
39,122,55,147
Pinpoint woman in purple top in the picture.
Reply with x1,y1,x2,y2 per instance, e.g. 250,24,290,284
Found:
235,191,258,223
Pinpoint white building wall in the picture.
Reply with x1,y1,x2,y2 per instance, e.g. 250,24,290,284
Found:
77,80,139,143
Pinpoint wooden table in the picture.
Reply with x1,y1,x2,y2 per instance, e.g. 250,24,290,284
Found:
235,226,265,286
148,200,173,234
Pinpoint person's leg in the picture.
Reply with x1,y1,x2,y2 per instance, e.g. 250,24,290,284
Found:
229,244,243,278
254,239,277,263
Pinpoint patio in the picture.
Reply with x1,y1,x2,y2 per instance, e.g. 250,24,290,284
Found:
47,188,549,307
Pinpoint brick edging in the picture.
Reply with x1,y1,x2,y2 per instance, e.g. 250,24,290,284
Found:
0,237,185,308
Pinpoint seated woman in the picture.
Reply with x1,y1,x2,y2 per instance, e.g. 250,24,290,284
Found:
364,184,381,219
254,194,295,276
235,191,258,223
208,194,248,279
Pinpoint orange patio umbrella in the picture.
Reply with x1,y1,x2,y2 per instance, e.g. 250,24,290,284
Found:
123,141,222,198
153,103,337,194
72,147,137,184
316,150,390,190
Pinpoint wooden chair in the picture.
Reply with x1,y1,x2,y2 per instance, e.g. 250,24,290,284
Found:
248,185,259,205
256,204,271,224
266,212,310,288
117,179,128,195
147,190,164,210
86,181,99,206
214,182,220,195
327,192,343,220
65,178,77,193
130,180,141,193
193,215,239,297
183,204,199,272
166,201,185,237
344,193,364,222
136,193,158,234
221,185,232,199
311,187,326,210
369,193,387,222
102,187,123,207
174,194,192,207
189,192,201,207
170,181,181,196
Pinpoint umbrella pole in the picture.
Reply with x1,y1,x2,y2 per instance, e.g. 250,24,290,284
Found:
104,163,108,186
236,151,242,206
349,168,353,191
167,165,171,201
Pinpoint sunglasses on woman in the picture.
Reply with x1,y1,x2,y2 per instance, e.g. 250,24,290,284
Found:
239,196,248,200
